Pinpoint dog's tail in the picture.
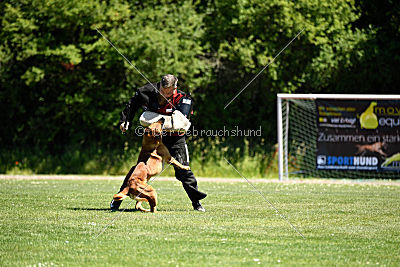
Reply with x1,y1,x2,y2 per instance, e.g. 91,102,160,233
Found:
135,200,151,212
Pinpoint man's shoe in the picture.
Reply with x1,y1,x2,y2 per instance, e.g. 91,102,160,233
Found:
110,199,122,211
192,201,205,212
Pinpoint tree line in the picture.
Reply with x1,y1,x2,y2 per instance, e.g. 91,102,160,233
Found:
1,0,399,173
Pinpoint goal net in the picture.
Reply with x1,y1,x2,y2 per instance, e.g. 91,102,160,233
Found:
277,94,400,180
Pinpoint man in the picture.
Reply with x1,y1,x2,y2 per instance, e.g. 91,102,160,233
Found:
110,74,207,212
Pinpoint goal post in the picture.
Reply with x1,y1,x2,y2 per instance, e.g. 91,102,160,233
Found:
277,94,400,180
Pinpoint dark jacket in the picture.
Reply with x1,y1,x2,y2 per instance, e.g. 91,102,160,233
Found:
120,82,193,126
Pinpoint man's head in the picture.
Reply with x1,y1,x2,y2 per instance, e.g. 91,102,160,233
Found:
160,74,178,99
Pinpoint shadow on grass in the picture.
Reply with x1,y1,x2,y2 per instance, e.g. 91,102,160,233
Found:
68,207,140,212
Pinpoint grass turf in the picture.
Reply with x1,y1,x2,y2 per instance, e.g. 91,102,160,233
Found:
0,178,399,266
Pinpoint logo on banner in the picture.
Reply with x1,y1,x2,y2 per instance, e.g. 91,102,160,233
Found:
381,153,400,169
317,155,378,166
317,155,326,165
317,154,379,170
360,102,378,129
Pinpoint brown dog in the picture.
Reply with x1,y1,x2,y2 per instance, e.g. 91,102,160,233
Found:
356,142,387,157
113,119,189,212
137,119,190,171
113,151,162,212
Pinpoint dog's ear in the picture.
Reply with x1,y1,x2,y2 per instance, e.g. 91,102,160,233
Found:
157,117,165,125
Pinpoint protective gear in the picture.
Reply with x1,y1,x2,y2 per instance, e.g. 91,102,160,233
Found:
171,110,191,131
139,110,191,132
176,95,192,118
120,82,192,137
139,111,164,127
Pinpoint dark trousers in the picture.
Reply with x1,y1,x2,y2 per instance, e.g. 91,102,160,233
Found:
119,137,207,203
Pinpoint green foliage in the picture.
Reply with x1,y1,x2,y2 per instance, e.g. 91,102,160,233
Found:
0,144,277,177
0,0,398,174
335,0,400,93
0,0,208,152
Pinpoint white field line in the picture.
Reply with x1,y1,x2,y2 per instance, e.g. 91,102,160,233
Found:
1,175,400,186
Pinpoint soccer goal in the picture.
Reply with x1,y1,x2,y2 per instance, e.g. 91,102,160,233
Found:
277,94,400,180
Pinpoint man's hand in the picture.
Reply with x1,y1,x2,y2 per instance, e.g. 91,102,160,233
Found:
120,121,129,133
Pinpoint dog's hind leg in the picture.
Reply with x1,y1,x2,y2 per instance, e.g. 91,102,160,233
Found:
135,187,157,213
143,192,157,213
134,184,157,213
135,198,150,212
148,190,157,213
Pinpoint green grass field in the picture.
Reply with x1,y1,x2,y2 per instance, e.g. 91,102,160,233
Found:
1,177,399,266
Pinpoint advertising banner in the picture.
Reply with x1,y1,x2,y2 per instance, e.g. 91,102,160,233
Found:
316,99,400,172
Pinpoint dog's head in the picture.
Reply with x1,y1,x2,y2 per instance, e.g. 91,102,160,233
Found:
380,142,388,151
145,118,165,139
